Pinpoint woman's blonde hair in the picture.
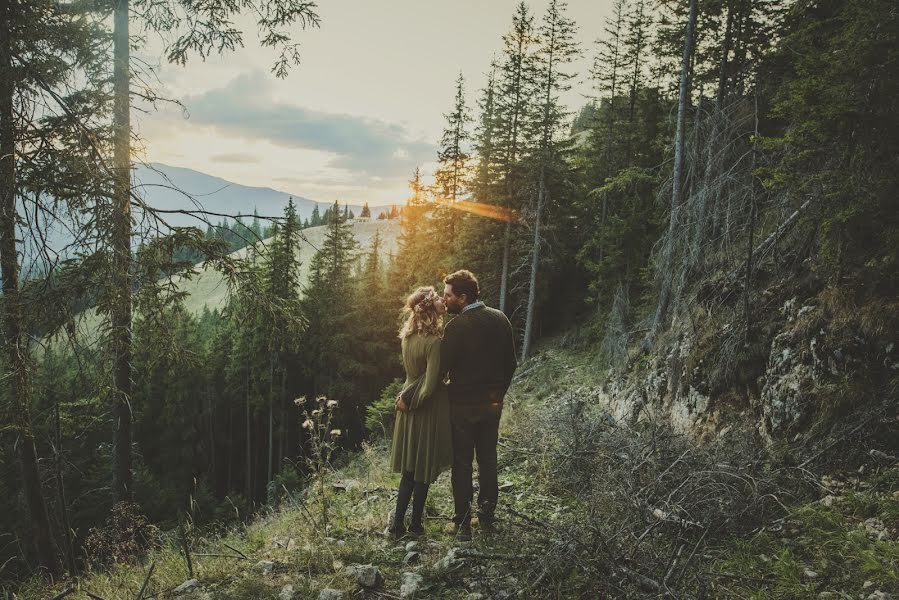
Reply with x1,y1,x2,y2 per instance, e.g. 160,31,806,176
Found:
398,286,441,339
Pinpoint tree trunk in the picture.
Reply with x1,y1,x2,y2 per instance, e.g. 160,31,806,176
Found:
245,368,252,506
644,0,698,350
499,221,511,312
522,166,545,360
744,96,759,342
111,0,133,503
716,0,735,107
55,396,76,574
0,2,60,573
267,356,274,486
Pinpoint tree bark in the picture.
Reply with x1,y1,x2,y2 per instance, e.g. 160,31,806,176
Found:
644,0,698,350
0,0,60,573
499,221,511,312
522,166,545,360
716,0,735,107
111,0,133,503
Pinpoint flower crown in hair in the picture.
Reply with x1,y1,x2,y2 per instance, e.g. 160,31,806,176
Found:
413,290,438,314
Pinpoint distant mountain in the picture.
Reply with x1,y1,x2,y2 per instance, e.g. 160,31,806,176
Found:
134,163,390,229
18,164,393,278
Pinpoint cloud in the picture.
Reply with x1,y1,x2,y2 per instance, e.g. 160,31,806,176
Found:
183,70,436,178
211,152,261,164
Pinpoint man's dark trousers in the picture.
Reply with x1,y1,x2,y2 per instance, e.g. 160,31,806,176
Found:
451,408,500,526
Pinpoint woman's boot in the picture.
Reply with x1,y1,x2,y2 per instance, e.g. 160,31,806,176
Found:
388,472,414,538
409,481,429,536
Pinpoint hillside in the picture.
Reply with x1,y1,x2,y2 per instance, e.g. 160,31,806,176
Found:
175,219,401,315
25,338,899,599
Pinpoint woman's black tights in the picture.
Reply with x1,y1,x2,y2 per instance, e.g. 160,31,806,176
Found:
395,471,429,535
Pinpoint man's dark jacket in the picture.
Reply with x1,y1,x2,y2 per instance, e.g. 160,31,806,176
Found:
440,305,517,408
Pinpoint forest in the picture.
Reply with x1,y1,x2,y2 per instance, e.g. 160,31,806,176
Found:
2,0,897,597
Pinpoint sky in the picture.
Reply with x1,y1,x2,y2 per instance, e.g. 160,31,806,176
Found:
135,1,614,207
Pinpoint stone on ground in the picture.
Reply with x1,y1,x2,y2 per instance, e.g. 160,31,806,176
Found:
400,572,424,599
173,579,199,595
345,564,383,588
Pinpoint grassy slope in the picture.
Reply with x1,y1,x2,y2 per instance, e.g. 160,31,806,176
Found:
178,220,401,315
67,220,400,344
27,340,898,599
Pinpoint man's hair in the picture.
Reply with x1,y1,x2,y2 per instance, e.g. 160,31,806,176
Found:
444,269,479,303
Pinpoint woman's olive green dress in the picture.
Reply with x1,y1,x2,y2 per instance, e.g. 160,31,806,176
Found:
389,333,453,484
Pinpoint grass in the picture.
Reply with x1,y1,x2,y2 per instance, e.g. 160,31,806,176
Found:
711,471,899,599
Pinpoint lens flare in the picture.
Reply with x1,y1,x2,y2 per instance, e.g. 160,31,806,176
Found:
431,197,520,223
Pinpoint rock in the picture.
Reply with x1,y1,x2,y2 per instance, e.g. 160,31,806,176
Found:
867,592,894,600
804,569,818,579
345,564,383,589
400,572,425,599
820,495,835,508
466,594,486,600
256,560,275,575
862,518,888,541
173,579,200,594
279,584,296,600
404,541,419,553
332,478,360,491
403,551,420,565
863,581,875,589
817,593,837,599
434,548,464,573
318,590,344,600
498,481,514,492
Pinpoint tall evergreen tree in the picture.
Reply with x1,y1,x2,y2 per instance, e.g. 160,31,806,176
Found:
300,201,360,405
1,0,110,573
431,71,472,268
521,0,579,359
495,2,539,313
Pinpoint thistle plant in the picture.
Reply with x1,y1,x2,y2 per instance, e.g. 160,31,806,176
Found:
297,395,342,530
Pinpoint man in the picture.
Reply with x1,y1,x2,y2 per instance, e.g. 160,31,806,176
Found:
439,269,517,541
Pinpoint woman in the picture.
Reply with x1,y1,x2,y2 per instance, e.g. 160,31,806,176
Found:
387,286,453,538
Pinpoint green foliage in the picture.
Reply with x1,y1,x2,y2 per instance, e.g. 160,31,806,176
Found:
365,378,403,438
762,0,899,290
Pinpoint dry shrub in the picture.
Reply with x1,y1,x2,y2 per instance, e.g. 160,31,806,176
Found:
84,501,160,569
502,397,810,597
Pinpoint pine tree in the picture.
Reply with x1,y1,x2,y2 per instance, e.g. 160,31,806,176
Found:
361,202,371,218
1,0,110,573
263,199,304,482
521,0,579,360
351,230,400,440
300,201,360,403
494,2,538,313
431,71,472,265
646,0,698,349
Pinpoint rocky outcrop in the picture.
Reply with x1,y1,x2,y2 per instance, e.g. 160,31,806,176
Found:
591,294,886,444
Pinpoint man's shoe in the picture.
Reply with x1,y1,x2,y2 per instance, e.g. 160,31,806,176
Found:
408,522,425,537
476,514,497,534
456,525,472,542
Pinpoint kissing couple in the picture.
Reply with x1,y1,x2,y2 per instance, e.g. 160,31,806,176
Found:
387,270,517,542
